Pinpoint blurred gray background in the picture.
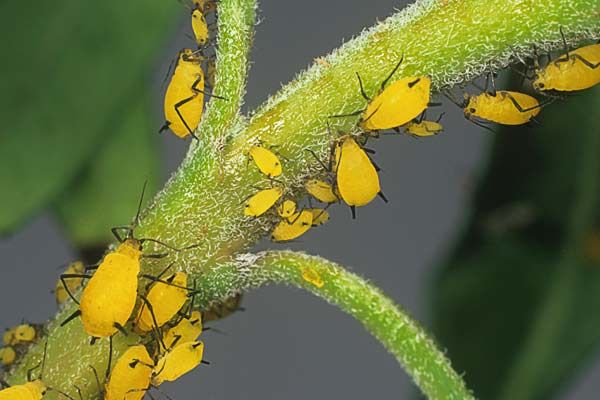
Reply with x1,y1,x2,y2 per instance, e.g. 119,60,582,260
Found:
1,0,599,398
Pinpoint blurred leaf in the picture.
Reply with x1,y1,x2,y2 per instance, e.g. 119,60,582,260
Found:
0,0,178,234
430,86,600,400
53,92,160,247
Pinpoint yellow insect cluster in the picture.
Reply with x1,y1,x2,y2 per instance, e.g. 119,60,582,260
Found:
160,0,221,140
0,323,39,369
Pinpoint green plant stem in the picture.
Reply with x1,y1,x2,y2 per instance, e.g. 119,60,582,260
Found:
192,251,475,400
5,0,600,398
498,106,600,399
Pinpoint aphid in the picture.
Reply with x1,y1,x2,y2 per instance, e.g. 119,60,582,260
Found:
193,0,217,13
191,8,209,48
301,267,324,288
332,57,432,131
532,29,600,92
0,347,16,366
160,49,206,139
163,311,203,350
202,294,244,322
61,183,189,340
307,208,330,226
0,341,73,400
404,113,444,137
135,272,190,334
104,345,154,400
334,137,384,217
305,179,338,203
152,341,205,385
272,210,313,242
243,187,283,217
3,324,37,346
249,145,282,178
277,200,297,219
55,261,85,305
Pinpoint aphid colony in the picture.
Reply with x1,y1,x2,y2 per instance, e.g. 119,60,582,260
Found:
1,184,209,399
160,0,221,140
243,31,599,241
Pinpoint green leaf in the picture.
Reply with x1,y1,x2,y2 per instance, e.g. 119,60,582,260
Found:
0,0,178,234
430,86,600,400
53,93,160,247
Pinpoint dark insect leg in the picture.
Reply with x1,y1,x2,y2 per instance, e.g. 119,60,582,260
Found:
61,310,82,327
59,274,92,304
356,73,371,101
381,55,404,91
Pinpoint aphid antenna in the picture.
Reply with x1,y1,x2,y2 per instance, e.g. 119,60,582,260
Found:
89,365,102,394
74,385,84,400
161,56,178,89
442,89,468,109
380,54,405,91
355,72,371,101
105,335,114,380
138,295,167,350
467,117,497,134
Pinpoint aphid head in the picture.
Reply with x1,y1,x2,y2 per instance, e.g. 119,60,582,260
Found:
122,238,143,252
463,95,477,118
180,48,203,64
532,77,546,91
31,380,47,396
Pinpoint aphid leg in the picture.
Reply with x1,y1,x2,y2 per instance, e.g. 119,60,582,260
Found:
367,156,382,172
555,26,571,63
173,92,201,141
435,112,446,123
504,92,548,113
138,295,167,350
408,77,422,88
328,109,364,119
74,385,83,400
569,54,600,69
59,274,92,304
416,110,426,123
361,104,382,125
201,360,211,365
442,89,468,108
380,55,404,91
89,365,102,393
356,73,371,101
143,262,175,290
306,149,331,172
467,117,497,134
161,56,178,89
90,337,99,346
140,238,200,253
378,191,389,203
129,358,154,369
105,335,114,379
60,310,82,327
48,386,76,400
159,121,171,134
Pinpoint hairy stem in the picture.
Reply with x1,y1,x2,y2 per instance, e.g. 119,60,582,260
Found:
5,0,600,398
191,251,475,399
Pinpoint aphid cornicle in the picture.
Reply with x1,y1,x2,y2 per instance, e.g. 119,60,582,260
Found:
152,341,205,385
249,145,282,178
532,29,600,92
163,311,203,350
272,210,313,242
135,272,190,334
55,261,85,305
104,345,154,400
332,57,432,131
243,187,284,217
161,49,206,140
334,136,383,217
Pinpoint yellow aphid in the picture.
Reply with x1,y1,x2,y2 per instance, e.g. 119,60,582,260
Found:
191,9,209,47
136,272,189,333
277,200,297,219
163,311,203,350
335,137,381,213
76,239,142,338
0,347,16,366
203,294,244,322
105,345,154,400
272,210,313,242
152,341,205,385
308,208,330,226
161,49,205,139
305,179,338,203
249,145,282,178
0,380,46,400
243,187,283,217
55,261,85,305
404,120,443,137
4,324,36,346
362,76,431,131
301,267,324,288
464,91,540,126
533,43,600,92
